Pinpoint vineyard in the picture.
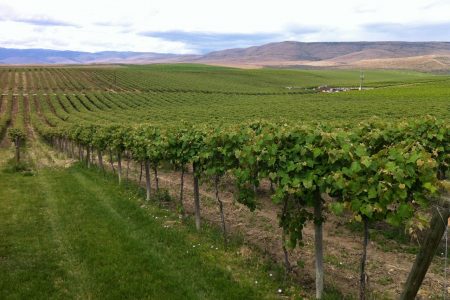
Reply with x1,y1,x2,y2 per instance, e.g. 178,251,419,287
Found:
0,65,449,299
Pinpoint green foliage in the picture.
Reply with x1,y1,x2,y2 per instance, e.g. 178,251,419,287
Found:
8,128,26,146
152,188,172,202
34,117,446,250
0,94,13,139
4,66,449,253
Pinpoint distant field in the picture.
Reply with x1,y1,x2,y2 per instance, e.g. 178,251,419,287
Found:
110,64,444,91
0,64,449,131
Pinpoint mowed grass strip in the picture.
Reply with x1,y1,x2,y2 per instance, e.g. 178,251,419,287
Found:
0,162,299,299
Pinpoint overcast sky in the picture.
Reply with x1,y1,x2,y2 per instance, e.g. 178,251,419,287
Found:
0,0,449,54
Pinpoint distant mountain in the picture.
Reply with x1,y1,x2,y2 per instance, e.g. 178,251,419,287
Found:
199,41,450,61
2,41,450,71
194,41,450,71
0,48,197,64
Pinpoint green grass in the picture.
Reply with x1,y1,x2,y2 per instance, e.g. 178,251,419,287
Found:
0,157,308,299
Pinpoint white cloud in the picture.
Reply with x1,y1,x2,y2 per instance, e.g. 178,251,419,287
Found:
0,0,449,53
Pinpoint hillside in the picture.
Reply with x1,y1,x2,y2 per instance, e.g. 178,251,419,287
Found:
199,41,450,61
1,41,450,71
0,48,196,65
195,41,450,71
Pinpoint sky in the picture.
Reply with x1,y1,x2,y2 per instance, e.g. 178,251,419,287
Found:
0,0,449,54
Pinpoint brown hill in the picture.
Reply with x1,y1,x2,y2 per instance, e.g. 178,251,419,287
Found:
195,41,450,71
2,42,450,71
354,55,450,71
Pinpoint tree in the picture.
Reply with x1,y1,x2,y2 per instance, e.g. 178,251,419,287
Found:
92,126,109,172
107,125,128,184
166,127,190,218
8,128,26,163
184,126,207,230
200,125,243,247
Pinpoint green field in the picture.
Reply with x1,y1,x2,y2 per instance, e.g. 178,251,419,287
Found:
0,148,309,299
1,65,449,131
117,64,442,92
0,64,448,299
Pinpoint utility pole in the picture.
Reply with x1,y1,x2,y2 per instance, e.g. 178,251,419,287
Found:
359,70,365,91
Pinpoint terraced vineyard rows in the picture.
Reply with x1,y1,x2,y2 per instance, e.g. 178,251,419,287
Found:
1,65,449,299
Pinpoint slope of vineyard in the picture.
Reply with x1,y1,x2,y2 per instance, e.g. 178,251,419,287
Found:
0,65,448,127
0,64,449,299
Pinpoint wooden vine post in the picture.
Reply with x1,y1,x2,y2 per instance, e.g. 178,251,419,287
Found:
400,193,450,300
314,192,324,300
145,160,151,201
193,162,201,230
188,128,205,231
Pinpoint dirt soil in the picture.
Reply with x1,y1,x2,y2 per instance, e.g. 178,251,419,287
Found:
157,170,446,299
105,159,446,299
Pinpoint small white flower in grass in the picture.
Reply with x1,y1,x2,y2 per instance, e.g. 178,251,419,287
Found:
269,273,273,277
215,247,219,250
278,289,282,293
255,281,258,284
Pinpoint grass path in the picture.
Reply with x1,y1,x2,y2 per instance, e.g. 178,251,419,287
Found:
0,151,302,299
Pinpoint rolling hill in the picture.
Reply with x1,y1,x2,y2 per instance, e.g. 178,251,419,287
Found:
194,41,450,71
0,48,197,65
1,41,450,71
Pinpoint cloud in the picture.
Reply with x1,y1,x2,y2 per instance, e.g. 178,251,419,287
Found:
0,4,78,27
1,0,450,53
362,22,450,41
13,16,78,27
139,31,282,53
93,21,134,28
139,27,323,53
353,6,377,14
421,0,448,10
0,20,194,54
